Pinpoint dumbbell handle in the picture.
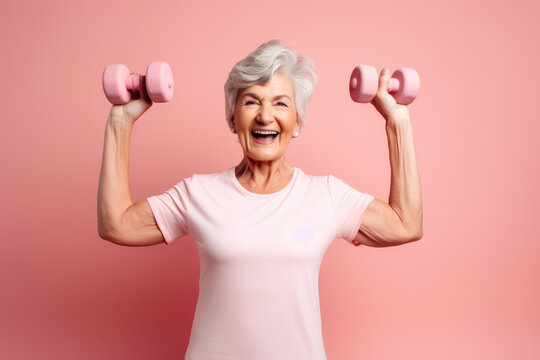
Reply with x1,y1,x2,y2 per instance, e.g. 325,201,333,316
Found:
387,78,399,93
350,75,400,93
125,74,143,92
125,74,173,92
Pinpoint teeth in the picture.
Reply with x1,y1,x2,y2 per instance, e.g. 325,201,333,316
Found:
252,130,278,135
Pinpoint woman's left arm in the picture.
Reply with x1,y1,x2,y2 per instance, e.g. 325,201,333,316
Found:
384,114,423,240
354,68,423,247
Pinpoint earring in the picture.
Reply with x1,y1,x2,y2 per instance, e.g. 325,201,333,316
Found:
294,132,299,137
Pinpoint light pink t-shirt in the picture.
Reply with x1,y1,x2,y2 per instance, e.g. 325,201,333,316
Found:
146,166,374,360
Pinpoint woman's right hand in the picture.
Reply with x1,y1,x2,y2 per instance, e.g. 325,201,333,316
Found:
107,74,153,124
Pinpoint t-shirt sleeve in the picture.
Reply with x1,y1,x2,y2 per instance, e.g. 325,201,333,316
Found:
145,178,191,245
328,175,375,245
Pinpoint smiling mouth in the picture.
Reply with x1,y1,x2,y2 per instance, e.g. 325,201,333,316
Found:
251,131,279,144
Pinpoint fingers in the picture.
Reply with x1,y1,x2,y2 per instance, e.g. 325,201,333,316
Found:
378,67,391,94
370,67,391,105
131,76,153,112
370,67,397,120
126,73,151,104
139,75,152,104
122,86,152,122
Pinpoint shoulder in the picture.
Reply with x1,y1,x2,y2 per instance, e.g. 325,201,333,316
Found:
183,167,231,182
292,169,347,202
301,171,346,184
178,167,236,192
293,168,330,187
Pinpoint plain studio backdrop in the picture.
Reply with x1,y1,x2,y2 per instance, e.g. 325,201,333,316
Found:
1,0,539,359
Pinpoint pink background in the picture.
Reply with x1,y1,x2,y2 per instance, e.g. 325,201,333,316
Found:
1,0,539,359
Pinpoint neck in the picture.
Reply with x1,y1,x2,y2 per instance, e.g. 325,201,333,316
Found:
235,156,294,181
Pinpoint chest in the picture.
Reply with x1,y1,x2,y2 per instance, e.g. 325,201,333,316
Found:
187,190,337,262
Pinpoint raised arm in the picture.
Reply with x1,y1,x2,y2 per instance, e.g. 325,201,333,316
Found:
354,68,423,247
97,88,165,246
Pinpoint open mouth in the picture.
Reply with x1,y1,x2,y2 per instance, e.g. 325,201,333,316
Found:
251,130,279,144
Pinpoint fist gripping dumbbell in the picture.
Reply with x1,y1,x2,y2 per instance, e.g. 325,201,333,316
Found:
102,61,174,105
349,65,420,105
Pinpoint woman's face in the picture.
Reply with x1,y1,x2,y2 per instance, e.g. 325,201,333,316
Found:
232,72,300,164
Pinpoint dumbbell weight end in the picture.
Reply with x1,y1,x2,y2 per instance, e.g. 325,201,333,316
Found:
145,62,174,103
349,65,379,103
389,68,420,105
102,64,131,104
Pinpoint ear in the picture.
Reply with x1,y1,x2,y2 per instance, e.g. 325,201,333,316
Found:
295,114,301,134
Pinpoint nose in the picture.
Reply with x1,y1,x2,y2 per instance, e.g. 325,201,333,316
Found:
257,102,274,124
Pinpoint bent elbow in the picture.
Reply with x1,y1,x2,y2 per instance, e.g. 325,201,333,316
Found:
98,218,121,243
98,225,122,244
392,228,422,245
98,229,115,243
408,229,423,243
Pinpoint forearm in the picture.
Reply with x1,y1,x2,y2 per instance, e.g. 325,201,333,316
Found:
386,118,423,239
97,118,134,237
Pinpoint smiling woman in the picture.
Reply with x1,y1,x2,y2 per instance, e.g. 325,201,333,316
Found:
222,41,318,190
98,38,422,360
224,40,317,136
231,72,300,176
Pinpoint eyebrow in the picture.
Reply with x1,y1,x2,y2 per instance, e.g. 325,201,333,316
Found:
240,93,292,101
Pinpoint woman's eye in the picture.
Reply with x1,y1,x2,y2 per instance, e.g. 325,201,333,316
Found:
245,100,257,105
277,102,287,107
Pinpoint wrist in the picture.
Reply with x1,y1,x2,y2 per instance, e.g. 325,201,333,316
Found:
106,117,135,140
386,116,411,131
107,114,134,130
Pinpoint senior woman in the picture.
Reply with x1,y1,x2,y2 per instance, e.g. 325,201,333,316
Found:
98,39,423,359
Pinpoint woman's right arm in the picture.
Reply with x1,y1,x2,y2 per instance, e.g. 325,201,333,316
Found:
97,87,165,247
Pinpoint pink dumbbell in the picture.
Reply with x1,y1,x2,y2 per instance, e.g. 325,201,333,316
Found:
102,61,174,104
349,65,420,105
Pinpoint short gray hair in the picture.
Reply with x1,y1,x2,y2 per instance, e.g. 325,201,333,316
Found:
224,39,317,134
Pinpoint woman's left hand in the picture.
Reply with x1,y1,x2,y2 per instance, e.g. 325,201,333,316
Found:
370,68,411,127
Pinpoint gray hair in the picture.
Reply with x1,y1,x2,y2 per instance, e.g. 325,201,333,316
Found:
224,39,317,134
